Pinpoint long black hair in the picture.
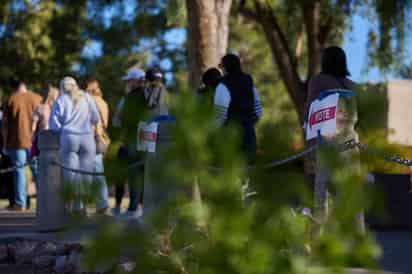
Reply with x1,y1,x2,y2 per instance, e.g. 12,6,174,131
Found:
8,77,24,91
221,54,242,74
202,67,222,88
321,46,350,77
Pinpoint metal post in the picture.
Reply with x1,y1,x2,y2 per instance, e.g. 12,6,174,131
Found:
314,130,328,222
37,130,66,231
143,120,179,220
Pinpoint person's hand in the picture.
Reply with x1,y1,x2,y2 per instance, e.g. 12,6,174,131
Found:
2,148,7,156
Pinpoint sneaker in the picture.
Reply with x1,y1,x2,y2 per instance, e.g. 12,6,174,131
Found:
96,207,110,216
111,206,121,216
6,205,25,212
122,208,143,220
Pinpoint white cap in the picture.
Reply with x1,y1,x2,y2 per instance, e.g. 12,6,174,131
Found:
121,68,145,81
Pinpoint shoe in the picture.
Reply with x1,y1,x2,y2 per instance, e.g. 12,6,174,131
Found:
111,206,121,216
6,205,25,212
122,208,143,220
96,207,109,216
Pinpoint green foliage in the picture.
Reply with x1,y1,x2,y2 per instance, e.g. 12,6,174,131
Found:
364,0,412,71
81,91,380,274
0,0,87,94
1,1,406,271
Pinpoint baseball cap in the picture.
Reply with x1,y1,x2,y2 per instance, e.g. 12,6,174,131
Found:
121,68,145,81
145,67,163,82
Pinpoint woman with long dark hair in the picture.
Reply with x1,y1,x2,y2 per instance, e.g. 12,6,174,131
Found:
306,46,362,230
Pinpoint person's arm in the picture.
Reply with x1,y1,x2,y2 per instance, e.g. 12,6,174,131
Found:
88,95,100,126
253,87,263,121
100,99,109,129
214,83,231,127
49,97,63,131
31,107,40,133
112,97,125,128
120,94,135,143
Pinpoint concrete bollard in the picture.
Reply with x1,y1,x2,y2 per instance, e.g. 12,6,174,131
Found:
37,130,66,231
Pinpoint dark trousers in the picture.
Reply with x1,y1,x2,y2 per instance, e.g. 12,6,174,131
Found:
115,174,144,211
0,155,15,206
115,145,144,211
241,122,257,164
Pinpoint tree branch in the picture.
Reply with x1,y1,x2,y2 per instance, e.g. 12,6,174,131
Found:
319,0,353,46
295,23,305,60
251,0,305,121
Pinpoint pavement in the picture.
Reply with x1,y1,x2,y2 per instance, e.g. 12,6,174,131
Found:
375,230,412,274
0,209,411,274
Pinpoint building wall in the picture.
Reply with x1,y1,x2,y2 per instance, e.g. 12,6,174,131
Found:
387,80,412,146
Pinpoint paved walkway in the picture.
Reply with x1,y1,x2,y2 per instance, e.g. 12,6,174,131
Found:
0,210,410,273
375,230,412,274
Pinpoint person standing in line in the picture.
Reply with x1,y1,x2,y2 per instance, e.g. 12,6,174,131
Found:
31,85,59,132
142,67,176,217
110,76,129,216
49,76,100,213
144,67,169,116
2,78,42,211
85,78,110,214
0,102,14,208
198,68,222,107
306,46,361,230
214,54,262,163
112,68,147,219
30,85,59,187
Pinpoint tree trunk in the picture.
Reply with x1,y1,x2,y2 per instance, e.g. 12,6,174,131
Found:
185,0,232,90
303,1,322,78
236,0,326,123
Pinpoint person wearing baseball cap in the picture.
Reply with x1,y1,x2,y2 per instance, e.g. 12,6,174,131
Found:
121,68,146,81
144,67,168,115
112,67,148,219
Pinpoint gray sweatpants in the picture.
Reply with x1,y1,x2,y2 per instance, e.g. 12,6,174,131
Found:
60,133,96,211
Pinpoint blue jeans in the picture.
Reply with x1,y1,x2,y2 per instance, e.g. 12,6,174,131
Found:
8,149,29,207
60,133,96,211
94,154,108,210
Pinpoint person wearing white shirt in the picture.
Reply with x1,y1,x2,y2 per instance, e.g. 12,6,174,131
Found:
213,54,262,163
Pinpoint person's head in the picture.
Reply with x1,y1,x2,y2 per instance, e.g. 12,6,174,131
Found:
9,77,27,93
145,67,163,83
44,85,59,106
85,78,103,98
121,68,146,92
60,76,83,105
220,53,242,74
202,68,222,88
321,46,350,77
